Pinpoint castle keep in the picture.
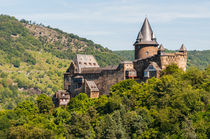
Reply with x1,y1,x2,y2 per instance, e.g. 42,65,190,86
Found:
56,18,187,106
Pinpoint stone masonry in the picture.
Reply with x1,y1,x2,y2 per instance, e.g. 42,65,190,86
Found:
55,18,187,106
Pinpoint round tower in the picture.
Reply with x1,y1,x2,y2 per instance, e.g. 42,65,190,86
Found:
134,18,159,59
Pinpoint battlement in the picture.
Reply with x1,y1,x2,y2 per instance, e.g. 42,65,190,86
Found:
55,17,188,106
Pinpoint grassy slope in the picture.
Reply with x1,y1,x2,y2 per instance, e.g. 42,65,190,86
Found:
0,51,71,109
0,14,124,109
114,50,210,69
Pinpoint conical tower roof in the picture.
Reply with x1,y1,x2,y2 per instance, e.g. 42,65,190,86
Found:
159,44,165,51
135,18,158,45
179,44,187,51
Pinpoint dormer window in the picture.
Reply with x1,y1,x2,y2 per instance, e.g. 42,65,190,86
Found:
149,66,154,70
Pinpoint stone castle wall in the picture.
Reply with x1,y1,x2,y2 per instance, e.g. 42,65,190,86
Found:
64,66,125,96
135,45,158,59
160,52,187,71
133,55,161,80
134,51,187,80
80,68,124,95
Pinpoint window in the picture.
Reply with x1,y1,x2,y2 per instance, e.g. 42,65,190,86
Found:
84,62,87,65
144,71,149,77
89,63,92,65
93,63,96,66
146,51,149,55
149,66,154,70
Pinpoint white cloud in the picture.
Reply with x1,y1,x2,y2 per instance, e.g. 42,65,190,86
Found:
15,0,210,25
8,0,210,50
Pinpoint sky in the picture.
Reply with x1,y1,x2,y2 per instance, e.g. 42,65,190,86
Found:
0,0,210,50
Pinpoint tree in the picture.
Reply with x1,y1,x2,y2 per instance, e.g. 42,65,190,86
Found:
14,100,38,116
68,93,93,113
66,112,93,138
37,94,54,114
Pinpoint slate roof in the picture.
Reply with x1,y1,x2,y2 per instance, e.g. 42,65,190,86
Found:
81,67,102,74
159,44,165,51
120,61,133,64
86,80,99,92
179,44,187,51
145,62,161,71
135,18,158,45
74,54,100,73
56,90,70,99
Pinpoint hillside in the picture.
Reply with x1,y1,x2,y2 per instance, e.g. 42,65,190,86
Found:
114,50,210,69
0,15,124,67
0,14,124,109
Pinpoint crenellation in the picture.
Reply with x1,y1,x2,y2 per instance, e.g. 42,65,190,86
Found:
55,17,187,106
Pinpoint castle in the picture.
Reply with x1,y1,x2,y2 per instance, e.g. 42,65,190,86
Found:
56,18,187,106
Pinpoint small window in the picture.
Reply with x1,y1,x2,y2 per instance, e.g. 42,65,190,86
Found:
149,66,154,70
84,62,87,65
89,63,92,65
144,71,149,77
79,62,82,64
93,63,96,66
146,51,149,55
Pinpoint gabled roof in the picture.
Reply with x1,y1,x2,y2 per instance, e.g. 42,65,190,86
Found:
145,62,161,71
86,80,99,92
135,18,158,45
179,44,187,51
74,54,100,73
159,44,165,51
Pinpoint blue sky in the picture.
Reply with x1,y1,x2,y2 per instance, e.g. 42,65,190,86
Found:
0,0,210,50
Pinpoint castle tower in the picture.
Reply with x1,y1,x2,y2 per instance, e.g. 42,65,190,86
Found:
179,44,187,53
134,18,159,59
158,44,165,55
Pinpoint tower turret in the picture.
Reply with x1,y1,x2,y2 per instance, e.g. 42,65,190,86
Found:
134,18,159,59
179,44,187,53
158,44,165,55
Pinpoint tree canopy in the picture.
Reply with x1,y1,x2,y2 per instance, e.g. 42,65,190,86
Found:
0,65,209,138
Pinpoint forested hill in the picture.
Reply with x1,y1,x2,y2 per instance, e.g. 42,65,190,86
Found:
0,15,124,67
114,50,210,69
0,14,124,109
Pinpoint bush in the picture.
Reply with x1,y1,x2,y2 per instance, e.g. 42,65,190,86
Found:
12,59,20,68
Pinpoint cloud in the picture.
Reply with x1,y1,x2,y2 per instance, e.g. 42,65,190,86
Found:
6,0,210,50
15,0,210,26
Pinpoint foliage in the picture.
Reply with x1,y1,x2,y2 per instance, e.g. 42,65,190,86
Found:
0,51,71,110
0,14,209,138
0,65,209,138
37,94,54,114
0,14,125,109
